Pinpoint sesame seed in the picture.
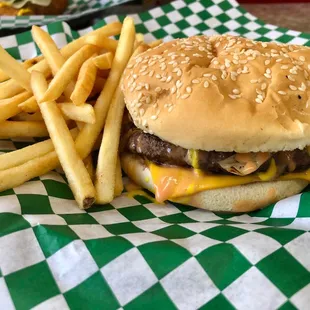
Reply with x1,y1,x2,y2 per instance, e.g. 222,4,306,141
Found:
281,65,289,70
261,83,267,90
213,60,219,65
255,98,263,104
262,43,268,48
151,115,158,120
299,56,306,62
171,86,176,94
265,60,271,65
250,79,257,84
145,84,150,90
299,83,306,91
155,74,161,79
166,76,172,82
278,90,287,95
257,94,264,100
181,94,190,99
231,74,237,81
192,79,200,84
139,109,145,116
203,73,211,77
229,94,238,100
276,58,282,63
177,69,182,77
204,81,209,88
264,73,271,79
168,106,174,113
288,75,295,82
289,85,297,90
146,97,151,104
186,87,192,93
266,68,271,74
233,89,240,94
289,68,297,75
212,75,217,81
176,80,182,88
155,87,162,93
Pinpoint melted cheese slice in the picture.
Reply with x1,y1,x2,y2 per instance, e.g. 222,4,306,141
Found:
149,159,309,203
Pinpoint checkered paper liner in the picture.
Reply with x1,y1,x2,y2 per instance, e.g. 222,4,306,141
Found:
1,0,310,309
0,0,130,29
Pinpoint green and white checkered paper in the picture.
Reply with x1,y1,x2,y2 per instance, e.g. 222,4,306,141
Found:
0,0,129,29
1,0,310,309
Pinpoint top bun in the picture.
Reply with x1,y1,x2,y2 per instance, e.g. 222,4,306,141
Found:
122,35,310,153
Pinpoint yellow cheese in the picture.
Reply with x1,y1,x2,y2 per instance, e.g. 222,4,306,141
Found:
149,160,309,203
258,159,277,181
17,8,33,16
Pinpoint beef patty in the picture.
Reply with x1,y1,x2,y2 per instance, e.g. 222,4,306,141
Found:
122,125,310,175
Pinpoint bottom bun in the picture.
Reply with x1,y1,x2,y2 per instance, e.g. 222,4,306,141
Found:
121,153,308,213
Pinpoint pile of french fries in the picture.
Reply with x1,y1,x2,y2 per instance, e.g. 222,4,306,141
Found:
0,17,162,209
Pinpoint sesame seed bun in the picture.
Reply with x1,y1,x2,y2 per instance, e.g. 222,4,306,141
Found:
0,0,68,15
122,35,310,153
121,153,308,212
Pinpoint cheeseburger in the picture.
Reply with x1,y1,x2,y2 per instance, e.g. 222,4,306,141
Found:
121,35,310,212
0,0,68,15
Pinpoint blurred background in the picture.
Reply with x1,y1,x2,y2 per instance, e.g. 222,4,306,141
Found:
0,0,309,36
111,0,310,33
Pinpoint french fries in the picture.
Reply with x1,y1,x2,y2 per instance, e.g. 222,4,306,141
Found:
0,46,32,91
114,156,124,197
75,16,136,159
93,53,114,70
58,103,96,124
0,128,78,170
95,44,144,203
0,92,32,122
31,71,96,209
0,19,146,209
0,121,48,138
95,86,125,203
85,36,118,52
70,57,98,105
149,39,163,48
41,45,97,103
18,96,39,113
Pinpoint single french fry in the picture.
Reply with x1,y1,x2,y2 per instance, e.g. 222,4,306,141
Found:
84,155,95,181
32,25,66,76
114,157,124,197
31,25,76,100
0,92,32,122
41,45,97,103
0,46,31,91
85,36,118,52
149,39,163,48
0,58,36,83
18,96,39,113
75,17,136,160
12,111,43,121
0,22,122,100
31,71,96,209
92,52,114,70
95,44,144,203
0,151,59,193
136,33,144,43
95,86,125,203
0,121,48,138
70,57,98,105
58,103,96,124
0,128,78,171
